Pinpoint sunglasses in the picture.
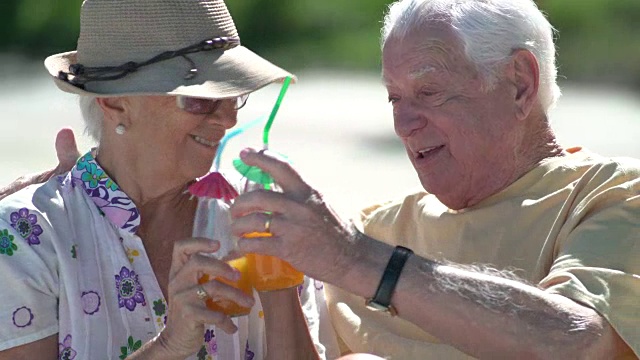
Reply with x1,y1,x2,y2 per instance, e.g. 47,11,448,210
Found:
176,94,249,114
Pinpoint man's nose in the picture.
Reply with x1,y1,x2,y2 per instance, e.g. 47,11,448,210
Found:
394,101,427,138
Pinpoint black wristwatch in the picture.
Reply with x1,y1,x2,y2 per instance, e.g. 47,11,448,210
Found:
365,245,413,316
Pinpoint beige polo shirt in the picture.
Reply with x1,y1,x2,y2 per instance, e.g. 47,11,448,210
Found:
325,149,640,359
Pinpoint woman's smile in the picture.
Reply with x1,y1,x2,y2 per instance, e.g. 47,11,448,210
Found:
190,134,220,148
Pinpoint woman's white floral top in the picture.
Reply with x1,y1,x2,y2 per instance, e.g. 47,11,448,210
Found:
0,150,335,359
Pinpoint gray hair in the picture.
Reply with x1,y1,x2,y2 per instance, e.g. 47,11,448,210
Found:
78,96,104,142
381,0,561,113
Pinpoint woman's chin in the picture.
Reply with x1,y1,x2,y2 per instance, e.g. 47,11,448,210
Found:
187,161,216,180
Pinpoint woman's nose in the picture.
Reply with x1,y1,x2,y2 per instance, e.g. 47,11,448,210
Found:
206,101,238,129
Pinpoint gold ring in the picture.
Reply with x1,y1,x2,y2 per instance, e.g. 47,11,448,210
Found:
264,214,272,234
196,285,208,301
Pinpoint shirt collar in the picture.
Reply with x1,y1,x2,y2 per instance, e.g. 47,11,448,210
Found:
69,150,140,233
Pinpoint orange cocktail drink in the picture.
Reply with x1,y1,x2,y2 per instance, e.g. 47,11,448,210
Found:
198,256,252,316
244,231,304,291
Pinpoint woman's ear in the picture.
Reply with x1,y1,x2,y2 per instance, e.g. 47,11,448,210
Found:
510,49,540,120
96,97,129,128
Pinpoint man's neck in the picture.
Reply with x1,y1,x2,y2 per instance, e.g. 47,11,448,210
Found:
513,116,566,176
441,115,565,210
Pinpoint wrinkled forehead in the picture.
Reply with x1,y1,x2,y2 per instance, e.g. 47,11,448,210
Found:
382,23,468,84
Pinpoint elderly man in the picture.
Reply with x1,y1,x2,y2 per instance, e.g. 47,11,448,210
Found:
230,0,640,358
3,0,639,358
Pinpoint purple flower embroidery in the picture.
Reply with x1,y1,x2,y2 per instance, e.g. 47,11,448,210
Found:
81,291,101,315
245,340,254,360
59,334,77,360
115,266,146,311
12,306,34,328
10,208,43,245
204,329,214,343
204,329,217,355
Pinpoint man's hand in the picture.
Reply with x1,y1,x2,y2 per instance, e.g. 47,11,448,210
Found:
53,127,81,173
230,148,357,284
0,128,80,201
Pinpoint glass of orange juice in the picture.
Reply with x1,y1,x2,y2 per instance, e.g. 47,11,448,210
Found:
193,197,253,317
242,181,304,292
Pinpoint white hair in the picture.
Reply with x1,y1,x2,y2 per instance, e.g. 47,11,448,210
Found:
381,0,561,113
78,96,104,142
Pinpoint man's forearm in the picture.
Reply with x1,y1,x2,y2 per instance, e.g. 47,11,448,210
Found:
330,231,623,359
0,170,56,201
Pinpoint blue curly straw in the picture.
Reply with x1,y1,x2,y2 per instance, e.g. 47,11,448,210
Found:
214,115,267,171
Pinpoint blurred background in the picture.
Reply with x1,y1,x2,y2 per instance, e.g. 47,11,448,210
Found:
0,0,639,215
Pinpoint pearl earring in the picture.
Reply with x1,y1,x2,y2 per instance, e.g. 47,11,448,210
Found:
115,124,126,135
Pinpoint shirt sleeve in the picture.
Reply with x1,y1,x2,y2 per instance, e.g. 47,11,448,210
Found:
539,183,640,357
0,208,59,351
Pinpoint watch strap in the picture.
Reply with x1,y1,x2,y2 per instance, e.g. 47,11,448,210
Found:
367,245,413,314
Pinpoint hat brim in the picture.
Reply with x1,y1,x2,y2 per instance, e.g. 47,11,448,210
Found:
44,46,296,99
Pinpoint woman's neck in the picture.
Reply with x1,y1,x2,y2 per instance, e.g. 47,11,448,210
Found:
135,187,197,243
95,142,193,206
94,143,198,238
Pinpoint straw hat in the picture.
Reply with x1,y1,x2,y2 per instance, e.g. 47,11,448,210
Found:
44,0,295,99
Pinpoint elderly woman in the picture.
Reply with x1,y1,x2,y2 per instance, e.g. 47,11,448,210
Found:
0,0,324,359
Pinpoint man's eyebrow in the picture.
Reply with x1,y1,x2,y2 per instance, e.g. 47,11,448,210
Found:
411,40,454,76
382,38,456,86
382,64,440,86
409,65,437,79
384,45,454,85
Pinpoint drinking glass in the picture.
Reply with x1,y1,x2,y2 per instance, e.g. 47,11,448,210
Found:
193,198,253,316
242,180,304,292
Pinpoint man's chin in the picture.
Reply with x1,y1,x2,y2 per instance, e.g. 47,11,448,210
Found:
418,175,444,194
419,176,456,199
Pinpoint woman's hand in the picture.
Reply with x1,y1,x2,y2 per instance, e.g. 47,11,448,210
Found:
230,148,357,284
145,237,255,359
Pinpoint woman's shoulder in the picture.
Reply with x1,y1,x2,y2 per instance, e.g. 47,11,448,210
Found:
0,173,88,247
0,176,69,270
0,175,72,218
0,177,61,212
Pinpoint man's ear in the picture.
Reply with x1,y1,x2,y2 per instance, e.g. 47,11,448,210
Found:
96,97,129,127
510,49,540,120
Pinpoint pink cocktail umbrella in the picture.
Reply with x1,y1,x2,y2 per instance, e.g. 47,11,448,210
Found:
188,171,239,201
188,116,266,200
